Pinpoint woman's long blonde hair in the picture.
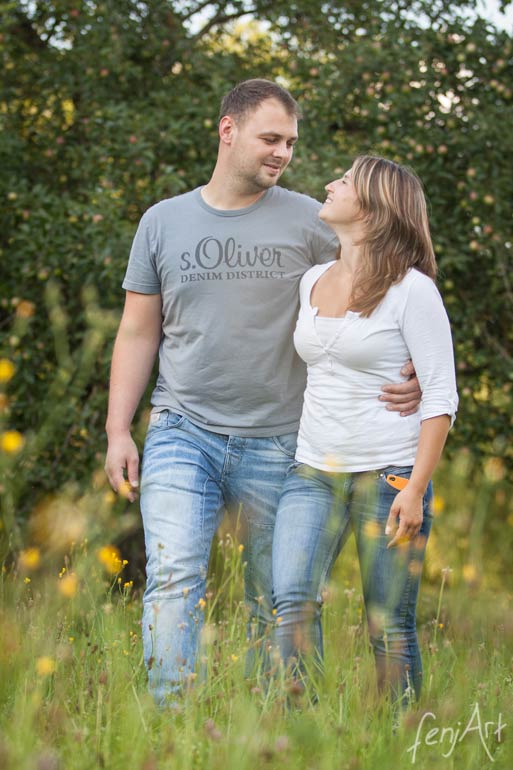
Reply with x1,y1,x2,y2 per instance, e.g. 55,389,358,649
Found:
348,155,437,317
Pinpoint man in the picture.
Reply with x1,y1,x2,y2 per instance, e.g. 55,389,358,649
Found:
105,79,420,705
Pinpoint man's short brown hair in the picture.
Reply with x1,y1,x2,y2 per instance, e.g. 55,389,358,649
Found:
219,79,301,123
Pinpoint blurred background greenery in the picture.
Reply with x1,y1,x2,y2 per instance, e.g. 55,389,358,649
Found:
0,0,512,577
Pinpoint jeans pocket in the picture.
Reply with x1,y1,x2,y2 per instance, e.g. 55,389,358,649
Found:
271,431,298,458
147,409,186,433
379,465,413,491
378,467,434,529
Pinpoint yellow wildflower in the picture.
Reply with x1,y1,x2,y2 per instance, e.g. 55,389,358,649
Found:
36,657,56,676
97,545,124,575
462,563,478,583
117,480,133,499
197,597,207,610
484,457,505,483
1,430,24,454
363,520,381,540
323,454,340,470
16,301,35,319
19,547,41,571
103,490,116,506
0,359,15,383
92,468,107,489
58,573,78,598
432,494,445,515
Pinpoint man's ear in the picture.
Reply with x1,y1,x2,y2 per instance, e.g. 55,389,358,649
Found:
219,115,236,146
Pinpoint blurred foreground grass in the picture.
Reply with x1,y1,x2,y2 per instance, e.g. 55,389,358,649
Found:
1,458,512,770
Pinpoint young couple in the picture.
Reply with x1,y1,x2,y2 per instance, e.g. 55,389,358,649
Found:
105,79,457,708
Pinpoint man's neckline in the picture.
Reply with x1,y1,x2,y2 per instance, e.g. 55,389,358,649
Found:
196,186,274,216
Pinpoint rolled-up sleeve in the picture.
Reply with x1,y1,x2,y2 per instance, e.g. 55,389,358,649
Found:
400,274,458,426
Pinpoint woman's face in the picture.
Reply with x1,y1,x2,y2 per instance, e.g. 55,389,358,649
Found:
319,168,362,226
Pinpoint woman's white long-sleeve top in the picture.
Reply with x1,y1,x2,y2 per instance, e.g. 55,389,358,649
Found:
294,261,459,473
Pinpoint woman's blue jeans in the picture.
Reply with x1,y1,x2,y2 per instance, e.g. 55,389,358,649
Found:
272,462,433,705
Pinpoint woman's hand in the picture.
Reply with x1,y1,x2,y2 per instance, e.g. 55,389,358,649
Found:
385,488,424,548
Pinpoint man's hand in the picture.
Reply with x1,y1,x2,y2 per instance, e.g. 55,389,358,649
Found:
104,291,162,503
105,431,140,503
380,360,421,416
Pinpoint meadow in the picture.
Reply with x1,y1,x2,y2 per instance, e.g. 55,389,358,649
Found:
1,452,512,770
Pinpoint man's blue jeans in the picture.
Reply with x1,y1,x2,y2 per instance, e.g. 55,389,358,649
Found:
140,409,297,705
272,462,433,704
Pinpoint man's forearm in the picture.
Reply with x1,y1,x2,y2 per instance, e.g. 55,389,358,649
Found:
106,327,160,436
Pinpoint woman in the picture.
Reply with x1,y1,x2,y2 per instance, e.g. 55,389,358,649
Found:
272,155,458,706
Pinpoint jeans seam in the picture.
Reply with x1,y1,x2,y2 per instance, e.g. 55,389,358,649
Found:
399,488,431,633
398,566,420,692
316,501,351,603
201,473,218,567
397,564,415,630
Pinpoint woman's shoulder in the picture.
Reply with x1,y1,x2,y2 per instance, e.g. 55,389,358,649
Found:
385,269,446,322
380,270,441,317
392,268,439,296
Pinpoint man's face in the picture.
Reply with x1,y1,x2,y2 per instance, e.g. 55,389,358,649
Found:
227,98,298,192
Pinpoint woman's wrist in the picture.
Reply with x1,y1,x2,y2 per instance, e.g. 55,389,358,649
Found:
405,478,427,496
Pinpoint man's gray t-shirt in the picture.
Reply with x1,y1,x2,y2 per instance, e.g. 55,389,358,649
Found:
122,186,338,436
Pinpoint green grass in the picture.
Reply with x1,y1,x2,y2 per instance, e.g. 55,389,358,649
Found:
0,463,513,770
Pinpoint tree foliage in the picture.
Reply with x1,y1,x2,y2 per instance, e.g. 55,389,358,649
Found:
1,0,512,521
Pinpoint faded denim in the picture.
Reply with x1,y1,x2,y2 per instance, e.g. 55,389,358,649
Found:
140,409,297,705
272,462,433,704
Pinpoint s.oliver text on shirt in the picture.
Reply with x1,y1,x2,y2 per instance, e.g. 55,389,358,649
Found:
180,237,284,271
